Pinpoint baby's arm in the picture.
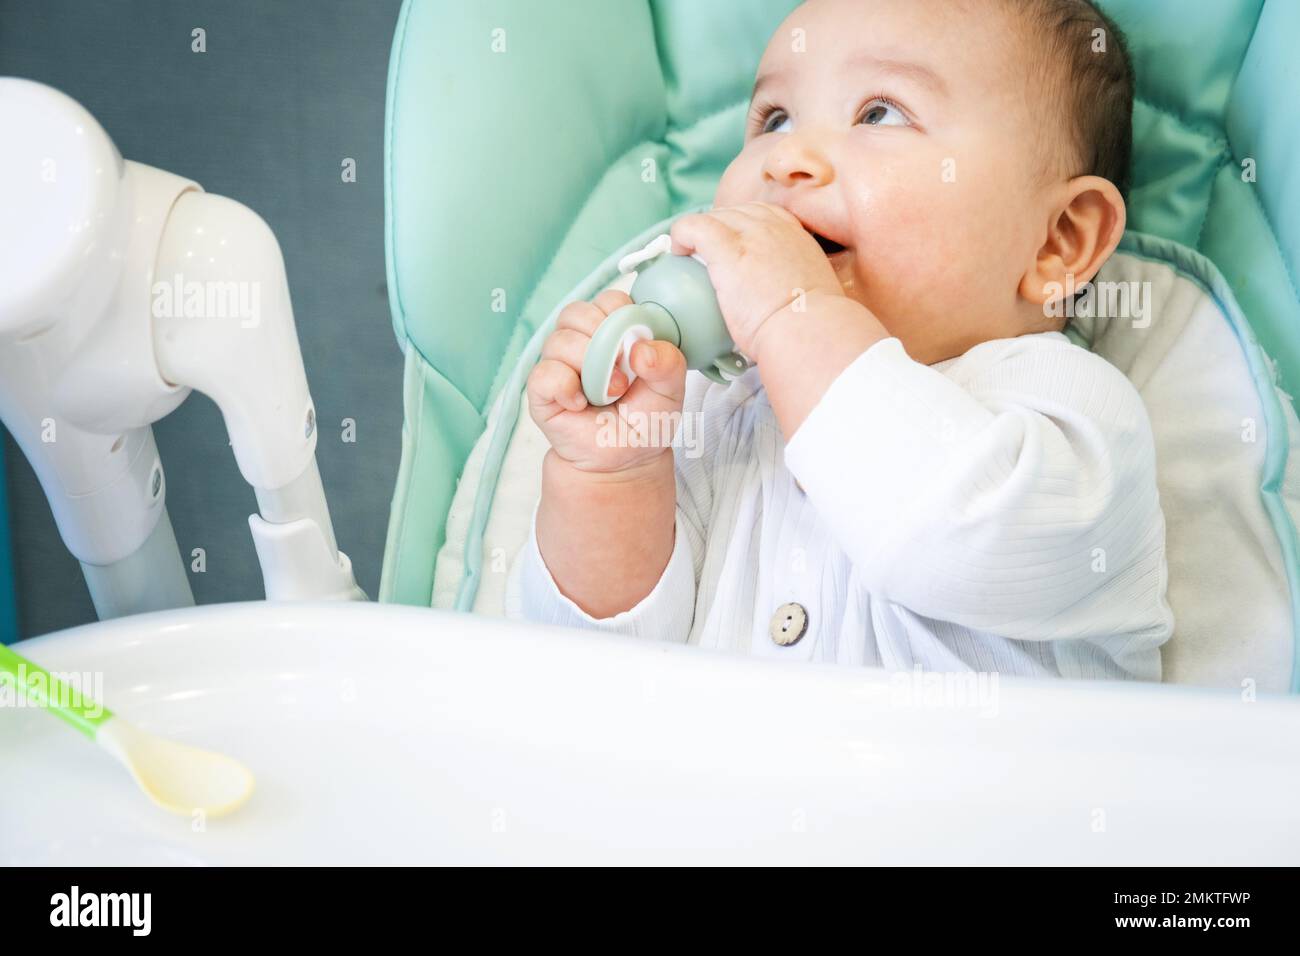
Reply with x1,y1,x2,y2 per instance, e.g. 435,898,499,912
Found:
505,290,705,639
507,449,700,640
533,448,679,617
776,330,1172,649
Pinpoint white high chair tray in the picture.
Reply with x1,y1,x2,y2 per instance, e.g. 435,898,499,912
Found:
1,601,1296,865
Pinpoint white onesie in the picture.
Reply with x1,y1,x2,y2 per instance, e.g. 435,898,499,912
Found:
505,331,1174,680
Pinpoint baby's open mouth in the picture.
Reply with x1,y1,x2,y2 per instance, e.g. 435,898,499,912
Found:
808,230,847,256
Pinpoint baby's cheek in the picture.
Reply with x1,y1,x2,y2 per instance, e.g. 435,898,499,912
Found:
911,174,1004,278
863,254,947,327
862,192,961,283
856,202,981,321
714,153,762,207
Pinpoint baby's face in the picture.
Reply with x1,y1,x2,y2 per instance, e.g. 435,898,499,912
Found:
716,0,1058,364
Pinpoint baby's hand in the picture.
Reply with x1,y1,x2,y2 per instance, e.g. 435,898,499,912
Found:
670,202,845,362
527,289,688,474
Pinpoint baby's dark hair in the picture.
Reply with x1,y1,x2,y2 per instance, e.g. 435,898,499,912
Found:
1010,0,1136,200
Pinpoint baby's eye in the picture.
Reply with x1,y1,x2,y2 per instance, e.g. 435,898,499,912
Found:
758,108,792,135
858,98,908,128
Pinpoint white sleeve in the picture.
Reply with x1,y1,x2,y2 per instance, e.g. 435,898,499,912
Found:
504,500,696,641
783,336,1171,644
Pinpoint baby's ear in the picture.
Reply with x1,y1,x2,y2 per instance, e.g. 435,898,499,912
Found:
1018,176,1127,307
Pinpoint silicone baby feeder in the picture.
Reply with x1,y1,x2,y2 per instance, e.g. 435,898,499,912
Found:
580,239,750,406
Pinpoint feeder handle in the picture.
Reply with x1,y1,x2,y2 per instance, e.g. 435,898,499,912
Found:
580,302,681,406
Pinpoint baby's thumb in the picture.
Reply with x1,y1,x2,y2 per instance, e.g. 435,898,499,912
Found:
631,340,686,395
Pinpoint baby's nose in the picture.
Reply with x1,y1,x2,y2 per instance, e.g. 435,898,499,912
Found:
762,137,834,188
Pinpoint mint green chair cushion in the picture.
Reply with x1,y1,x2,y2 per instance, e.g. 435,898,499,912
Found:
380,0,1300,607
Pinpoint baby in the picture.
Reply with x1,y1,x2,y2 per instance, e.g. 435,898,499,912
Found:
505,0,1174,679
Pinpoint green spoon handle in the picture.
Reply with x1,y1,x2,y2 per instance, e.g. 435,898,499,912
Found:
0,641,114,739
581,302,681,407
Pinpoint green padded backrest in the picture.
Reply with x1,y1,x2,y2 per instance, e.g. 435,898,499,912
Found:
1110,0,1299,388
380,0,797,604
381,0,1300,607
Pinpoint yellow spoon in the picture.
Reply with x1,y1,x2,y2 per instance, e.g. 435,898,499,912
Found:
0,641,254,817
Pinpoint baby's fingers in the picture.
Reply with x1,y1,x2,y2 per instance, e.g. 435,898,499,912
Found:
555,289,635,337
527,358,587,415
592,287,635,317
542,329,630,399
669,211,740,263
541,328,590,368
